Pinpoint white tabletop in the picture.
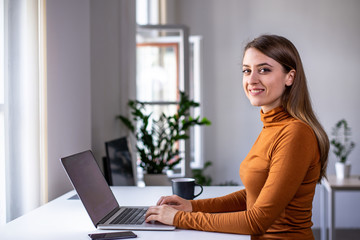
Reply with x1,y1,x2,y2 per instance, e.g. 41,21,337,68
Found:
0,186,250,240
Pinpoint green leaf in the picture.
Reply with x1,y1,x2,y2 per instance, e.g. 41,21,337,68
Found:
117,115,135,133
118,92,211,174
201,117,212,125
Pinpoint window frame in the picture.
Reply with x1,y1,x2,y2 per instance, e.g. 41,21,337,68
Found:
136,24,192,177
136,41,180,104
188,35,204,169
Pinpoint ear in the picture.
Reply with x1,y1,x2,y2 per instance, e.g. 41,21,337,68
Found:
285,70,296,86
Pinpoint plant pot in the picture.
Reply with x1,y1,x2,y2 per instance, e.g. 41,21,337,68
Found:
335,162,351,179
143,173,171,186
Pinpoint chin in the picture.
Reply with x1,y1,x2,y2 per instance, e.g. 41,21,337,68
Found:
249,101,262,107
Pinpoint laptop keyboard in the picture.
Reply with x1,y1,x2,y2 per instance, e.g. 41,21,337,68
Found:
110,208,147,225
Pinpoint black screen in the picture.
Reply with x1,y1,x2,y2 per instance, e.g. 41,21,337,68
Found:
61,150,119,227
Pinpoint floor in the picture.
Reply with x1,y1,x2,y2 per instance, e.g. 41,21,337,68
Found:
313,228,360,240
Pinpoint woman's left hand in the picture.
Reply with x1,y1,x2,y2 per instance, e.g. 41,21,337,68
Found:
145,205,178,225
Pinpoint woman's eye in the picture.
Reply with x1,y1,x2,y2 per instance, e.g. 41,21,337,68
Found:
242,69,251,74
259,68,271,73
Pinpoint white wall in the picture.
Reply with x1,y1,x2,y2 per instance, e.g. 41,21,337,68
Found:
46,0,136,200
90,0,136,166
167,0,360,228
46,0,92,200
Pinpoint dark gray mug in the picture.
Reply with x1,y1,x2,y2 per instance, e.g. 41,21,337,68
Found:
171,178,203,200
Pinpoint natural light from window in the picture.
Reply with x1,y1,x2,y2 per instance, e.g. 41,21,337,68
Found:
135,1,204,176
1,0,48,223
0,0,6,225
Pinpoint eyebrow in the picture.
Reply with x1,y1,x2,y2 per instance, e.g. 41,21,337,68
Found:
243,63,274,68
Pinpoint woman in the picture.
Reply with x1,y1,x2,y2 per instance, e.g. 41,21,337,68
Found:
145,35,329,240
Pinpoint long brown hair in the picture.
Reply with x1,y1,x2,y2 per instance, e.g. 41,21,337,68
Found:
244,35,329,182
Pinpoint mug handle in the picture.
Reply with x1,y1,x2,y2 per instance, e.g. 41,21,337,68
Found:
194,183,203,199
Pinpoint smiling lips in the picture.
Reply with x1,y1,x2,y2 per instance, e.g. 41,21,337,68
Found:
249,88,265,95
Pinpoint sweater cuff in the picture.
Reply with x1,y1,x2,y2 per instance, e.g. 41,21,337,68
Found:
173,210,182,227
190,200,200,212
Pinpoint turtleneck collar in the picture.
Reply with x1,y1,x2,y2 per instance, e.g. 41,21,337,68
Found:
260,106,292,128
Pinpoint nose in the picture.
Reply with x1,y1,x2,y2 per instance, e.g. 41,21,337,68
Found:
247,71,259,85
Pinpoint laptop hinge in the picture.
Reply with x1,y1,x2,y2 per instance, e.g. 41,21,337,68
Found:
97,206,120,226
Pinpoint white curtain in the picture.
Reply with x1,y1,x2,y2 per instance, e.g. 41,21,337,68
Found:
0,0,6,225
3,0,47,223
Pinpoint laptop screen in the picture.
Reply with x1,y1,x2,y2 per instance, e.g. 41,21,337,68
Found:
61,150,119,227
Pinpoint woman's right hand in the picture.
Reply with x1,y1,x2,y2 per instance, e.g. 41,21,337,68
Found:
157,195,193,212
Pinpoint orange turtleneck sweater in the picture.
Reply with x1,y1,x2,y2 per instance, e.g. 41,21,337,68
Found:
173,107,320,240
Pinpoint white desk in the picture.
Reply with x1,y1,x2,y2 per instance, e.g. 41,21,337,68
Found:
320,175,360,240
0,186,250,240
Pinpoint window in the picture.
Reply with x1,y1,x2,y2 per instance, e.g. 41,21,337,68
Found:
135,1,205,177
136,0,160,25
136,25,189,176
136,24,204,177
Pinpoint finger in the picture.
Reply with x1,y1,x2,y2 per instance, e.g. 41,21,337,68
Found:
145,214,158,223
159,195,179,205
145,206,158,219
158,196,174,205
145,206,163,223
157,196,166,206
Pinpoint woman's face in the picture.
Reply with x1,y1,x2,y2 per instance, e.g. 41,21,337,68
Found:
242,48,295,113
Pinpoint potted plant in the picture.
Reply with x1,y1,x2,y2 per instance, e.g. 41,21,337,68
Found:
330,119,355,179
117,91,211,185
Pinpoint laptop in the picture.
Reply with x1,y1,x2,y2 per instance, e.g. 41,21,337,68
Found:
60,150,175,231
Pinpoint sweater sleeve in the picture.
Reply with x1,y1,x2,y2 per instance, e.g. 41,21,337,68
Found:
174,122,319,234
191,189,247,213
